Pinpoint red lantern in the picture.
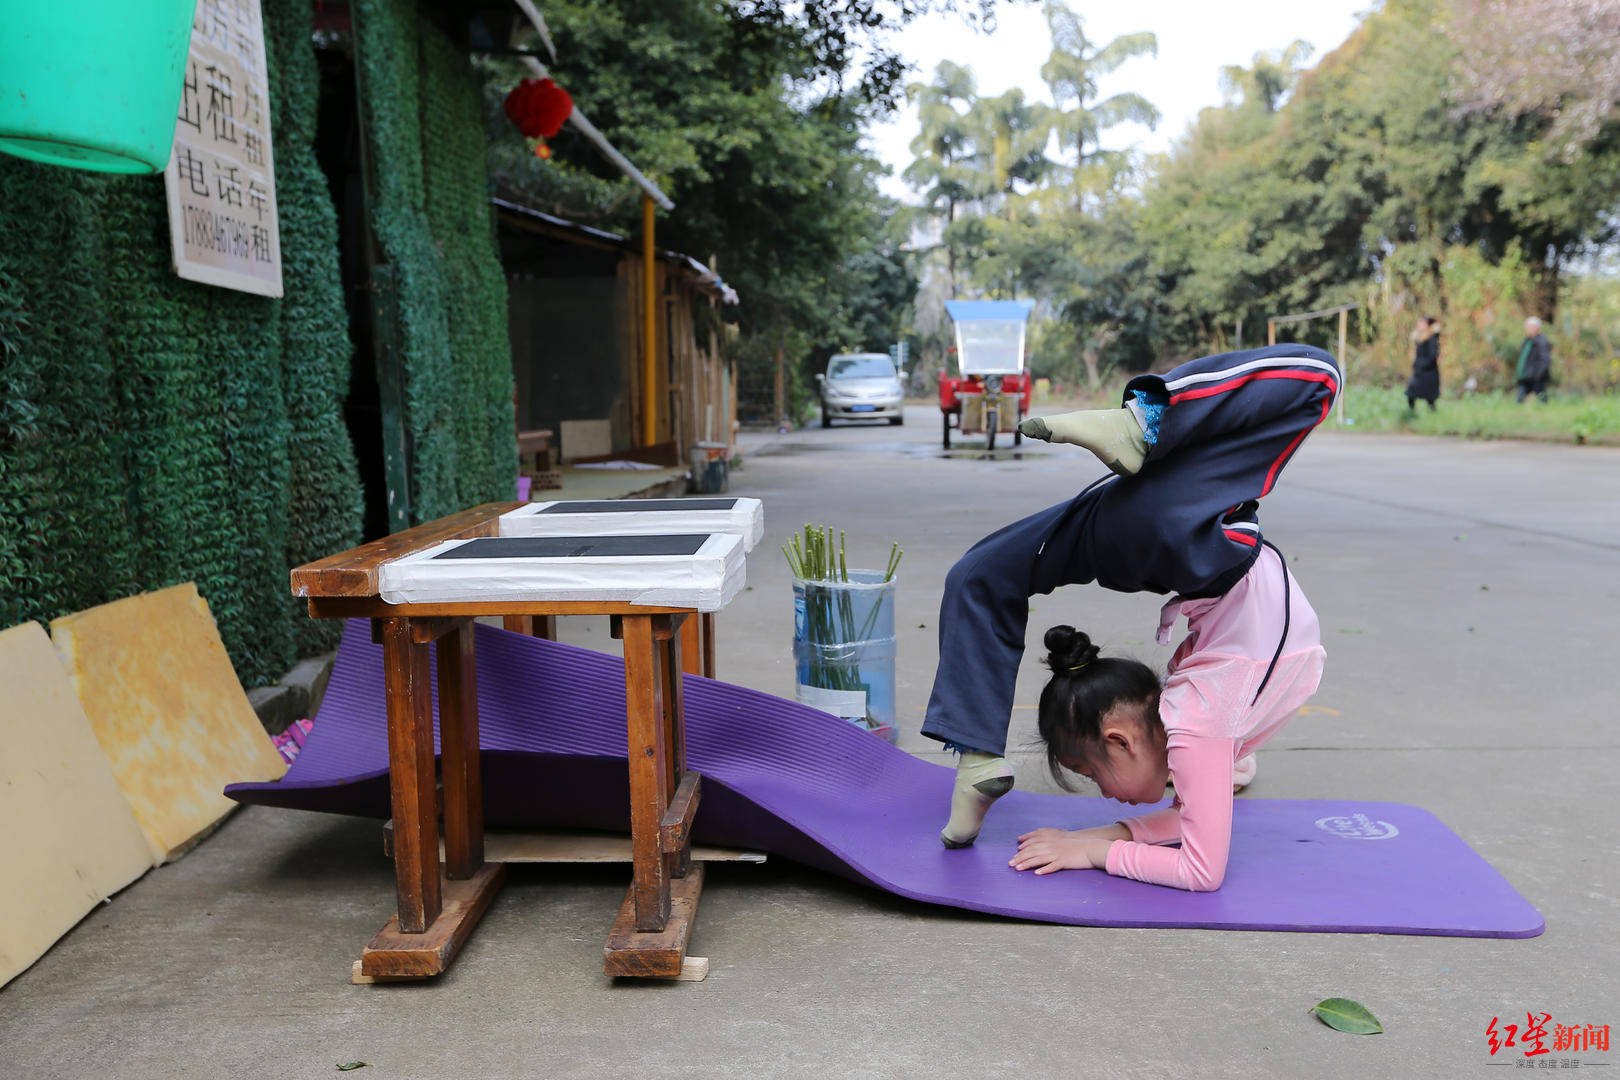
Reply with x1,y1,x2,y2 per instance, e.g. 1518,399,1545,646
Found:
504,78,573,140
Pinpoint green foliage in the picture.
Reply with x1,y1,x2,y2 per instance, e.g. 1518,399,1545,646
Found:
1344,387,1620,443
353,0,515,521
912,0,1620,388
483,0,915,407
1309,998,1384,1035
903,3,1160,384
265,0,366,657
0,0,365,683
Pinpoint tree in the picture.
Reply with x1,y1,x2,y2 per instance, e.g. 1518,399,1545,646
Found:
1446,0,1620,152
1040,0,1158,180
484,0,928,412
904,61,981,296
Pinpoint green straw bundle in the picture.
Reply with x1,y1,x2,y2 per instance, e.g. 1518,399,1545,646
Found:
782,526,901,701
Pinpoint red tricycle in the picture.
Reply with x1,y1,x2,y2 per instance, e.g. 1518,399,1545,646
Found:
940,300,1034,450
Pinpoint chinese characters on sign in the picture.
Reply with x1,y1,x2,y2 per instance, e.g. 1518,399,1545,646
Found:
163,0,282,297
1488,1014,1609,1067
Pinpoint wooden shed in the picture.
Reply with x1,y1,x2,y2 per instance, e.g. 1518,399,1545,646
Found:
495,197,739,465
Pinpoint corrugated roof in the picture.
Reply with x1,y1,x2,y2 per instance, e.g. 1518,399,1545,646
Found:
492,197,738,304
944,300,1033,322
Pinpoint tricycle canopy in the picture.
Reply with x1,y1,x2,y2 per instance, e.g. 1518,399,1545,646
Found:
944,300,1033,377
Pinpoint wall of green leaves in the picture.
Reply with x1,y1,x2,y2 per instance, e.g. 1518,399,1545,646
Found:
0,0,515,687
353,0,517,527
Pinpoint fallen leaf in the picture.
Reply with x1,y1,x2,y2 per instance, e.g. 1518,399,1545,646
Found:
1480,585,1489,591
336,1064,369,1072
1123,638,1144,645
1337,628,1364,635
917,623,927,629
1309,998,1383,1035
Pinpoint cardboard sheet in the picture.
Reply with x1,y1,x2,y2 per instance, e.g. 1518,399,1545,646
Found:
50,583,287,862
0,622,153,988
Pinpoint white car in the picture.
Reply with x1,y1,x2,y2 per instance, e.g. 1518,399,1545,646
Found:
818,352,905,427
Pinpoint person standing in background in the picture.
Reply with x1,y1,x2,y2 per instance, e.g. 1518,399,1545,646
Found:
1406,316,1441,412
1515,317,1553,403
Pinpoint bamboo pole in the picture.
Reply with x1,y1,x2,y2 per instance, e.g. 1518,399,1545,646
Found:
642,193,658,448
1267,318,1277,347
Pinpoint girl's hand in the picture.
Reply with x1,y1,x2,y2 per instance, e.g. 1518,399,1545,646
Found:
1016,823,1130,846
1009,837,1112,875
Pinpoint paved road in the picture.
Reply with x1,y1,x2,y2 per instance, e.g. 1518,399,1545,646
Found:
3,404,1615,1078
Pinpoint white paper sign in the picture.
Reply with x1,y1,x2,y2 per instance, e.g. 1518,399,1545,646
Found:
796,684,868,721
162,0,282,297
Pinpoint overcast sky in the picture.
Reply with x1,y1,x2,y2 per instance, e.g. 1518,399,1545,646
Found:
868,0,1374,201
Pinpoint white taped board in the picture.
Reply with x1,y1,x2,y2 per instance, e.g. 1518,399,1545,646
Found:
378,532,746,612
797,683,867,721
501,497,764,552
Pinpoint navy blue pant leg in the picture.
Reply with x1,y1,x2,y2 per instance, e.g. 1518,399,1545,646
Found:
920,345,1340,756
920,500,1083,756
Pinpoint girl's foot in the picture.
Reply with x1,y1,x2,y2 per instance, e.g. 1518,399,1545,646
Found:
940,751,1015,848
1018,408,1147,476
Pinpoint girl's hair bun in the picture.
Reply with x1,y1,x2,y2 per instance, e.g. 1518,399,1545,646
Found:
1044,625,1101,673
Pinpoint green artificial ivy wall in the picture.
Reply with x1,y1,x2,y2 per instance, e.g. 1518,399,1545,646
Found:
0,0,364,685
353,0,516,524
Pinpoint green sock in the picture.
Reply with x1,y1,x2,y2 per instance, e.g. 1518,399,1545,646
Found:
940,751,1015,849
1019,408,1147,476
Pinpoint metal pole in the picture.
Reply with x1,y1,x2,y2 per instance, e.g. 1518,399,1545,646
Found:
642,193,658,448
774,345,785,430
1337,307,1349,423
1235,317,1243,351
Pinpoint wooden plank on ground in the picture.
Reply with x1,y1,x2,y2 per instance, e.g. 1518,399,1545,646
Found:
381,824,765,865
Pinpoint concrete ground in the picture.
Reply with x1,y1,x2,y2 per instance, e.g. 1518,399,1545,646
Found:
3,405,1616,1078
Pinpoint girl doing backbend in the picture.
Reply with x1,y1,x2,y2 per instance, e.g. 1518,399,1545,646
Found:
922,345,1336,891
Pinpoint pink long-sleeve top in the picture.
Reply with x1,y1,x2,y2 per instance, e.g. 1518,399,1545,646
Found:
1103,545,1325,891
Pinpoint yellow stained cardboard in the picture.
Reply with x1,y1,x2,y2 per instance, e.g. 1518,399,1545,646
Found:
0,621,154,988
49,583,287,863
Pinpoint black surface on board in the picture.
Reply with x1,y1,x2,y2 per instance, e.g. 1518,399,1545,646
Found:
535,498,739,513
434,535,711,559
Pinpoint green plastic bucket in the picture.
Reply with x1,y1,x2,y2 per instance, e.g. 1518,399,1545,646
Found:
0,0,199,174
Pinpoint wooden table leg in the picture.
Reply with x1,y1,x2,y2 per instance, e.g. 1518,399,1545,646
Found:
620,614,671,932
605,613,707,977
700,612,716,678
679,614,704,678
503,613,557,640
436,619,483,878
359,617,505,980
382,618,440,931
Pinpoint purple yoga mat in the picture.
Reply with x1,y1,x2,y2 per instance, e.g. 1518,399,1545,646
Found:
227,622,1543,938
